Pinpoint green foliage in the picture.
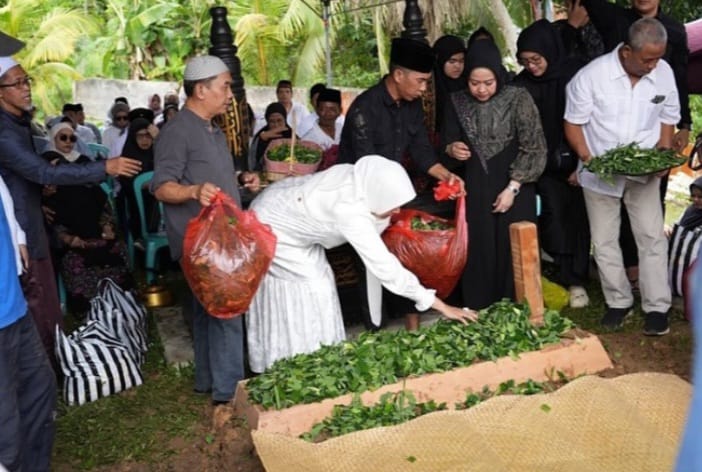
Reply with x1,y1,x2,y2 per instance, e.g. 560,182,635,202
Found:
691,95,702,139
301,378,564,442
584,143,687,182
246,301,575,410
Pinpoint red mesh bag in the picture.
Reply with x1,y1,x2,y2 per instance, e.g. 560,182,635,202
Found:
182,191,277,319
382,182,468,298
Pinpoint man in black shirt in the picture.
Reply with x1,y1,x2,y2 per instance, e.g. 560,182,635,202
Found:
338,38,464,329
338,37,463,186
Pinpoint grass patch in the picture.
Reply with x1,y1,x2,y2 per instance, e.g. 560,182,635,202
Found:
52,310,207,470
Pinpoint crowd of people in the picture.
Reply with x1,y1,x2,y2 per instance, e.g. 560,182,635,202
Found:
0,0,700,469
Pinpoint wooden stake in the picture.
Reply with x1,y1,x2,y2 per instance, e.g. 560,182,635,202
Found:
509,221,544,324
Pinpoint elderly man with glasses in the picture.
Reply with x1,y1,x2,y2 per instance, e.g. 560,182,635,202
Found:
0,52,142,372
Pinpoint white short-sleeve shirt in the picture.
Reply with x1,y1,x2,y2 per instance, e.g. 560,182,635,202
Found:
565,44,680,197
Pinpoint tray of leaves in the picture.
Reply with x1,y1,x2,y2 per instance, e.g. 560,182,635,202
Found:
264,139,322,181
584,142,686,182
244,300,575,410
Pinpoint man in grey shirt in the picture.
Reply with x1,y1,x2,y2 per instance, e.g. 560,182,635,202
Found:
152,56,259,404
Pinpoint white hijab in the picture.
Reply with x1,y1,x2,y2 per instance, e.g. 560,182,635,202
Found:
353,155,416,214
46,122,81,162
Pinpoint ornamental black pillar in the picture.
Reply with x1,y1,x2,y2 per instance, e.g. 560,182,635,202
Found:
209,6,250,163
401,0,428,44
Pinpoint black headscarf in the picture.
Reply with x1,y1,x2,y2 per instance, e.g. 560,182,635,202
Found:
433,35,465,132
680,177,702,228
514,19,580,174
465,39,507,97
120,118,154,172
252,102,293,168
467,27,496,50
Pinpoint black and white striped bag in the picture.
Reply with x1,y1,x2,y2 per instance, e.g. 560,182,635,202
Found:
96,278,148,362
668,224,702,297
55,322,143,406
86,296,146,365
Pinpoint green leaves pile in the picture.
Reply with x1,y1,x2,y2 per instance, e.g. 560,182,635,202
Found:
410,216,453,231
266,143,322,164
246,301,574,409
584,142,685,182
301,378,563,442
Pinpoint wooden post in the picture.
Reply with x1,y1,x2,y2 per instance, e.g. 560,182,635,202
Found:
509,222,544,324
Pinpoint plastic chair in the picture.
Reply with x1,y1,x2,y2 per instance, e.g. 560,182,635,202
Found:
88,143,110,160
132,171,168,284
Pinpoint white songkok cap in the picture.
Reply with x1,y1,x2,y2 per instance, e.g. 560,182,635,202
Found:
183,55,229,81
0,56,19,79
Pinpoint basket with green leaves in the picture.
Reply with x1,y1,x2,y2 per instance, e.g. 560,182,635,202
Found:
264,139,323,182
583,142,686,183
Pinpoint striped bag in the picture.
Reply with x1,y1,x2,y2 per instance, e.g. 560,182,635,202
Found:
668,224,702,297
86,296,147,365
96,278,148,363
55,322,143,406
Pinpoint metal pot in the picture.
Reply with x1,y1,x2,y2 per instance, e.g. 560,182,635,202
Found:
142,285,173,308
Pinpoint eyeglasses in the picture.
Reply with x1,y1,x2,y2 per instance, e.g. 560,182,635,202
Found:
517,55,544,67
58,134,77,143
114,115,128,122
0,76,33,89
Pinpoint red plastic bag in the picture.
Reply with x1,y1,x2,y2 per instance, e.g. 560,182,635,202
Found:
181,191,277,318
382,194,468,299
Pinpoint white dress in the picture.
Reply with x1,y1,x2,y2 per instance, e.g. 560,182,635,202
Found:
247,162,435,373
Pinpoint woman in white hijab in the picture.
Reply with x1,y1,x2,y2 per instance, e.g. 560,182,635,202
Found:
247,155,476,373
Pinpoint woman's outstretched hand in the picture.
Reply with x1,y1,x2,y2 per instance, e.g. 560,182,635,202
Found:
433,298,478,325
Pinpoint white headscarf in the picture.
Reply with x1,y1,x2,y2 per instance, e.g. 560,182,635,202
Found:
46,122,81,162
353,155,415,214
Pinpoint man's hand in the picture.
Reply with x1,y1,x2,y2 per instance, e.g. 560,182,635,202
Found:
19,244,28,272
239,171,261,192
567,170,580,186
42,205,56,224
446,173,465,197
673,129,690,153
193,182,220,207
105,157,142,177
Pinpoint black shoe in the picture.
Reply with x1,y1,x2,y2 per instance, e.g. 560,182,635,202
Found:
193,388,212,395
643,312,669,336
600,306,633,329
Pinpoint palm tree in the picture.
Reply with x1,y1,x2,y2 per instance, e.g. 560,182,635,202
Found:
0,0,97,115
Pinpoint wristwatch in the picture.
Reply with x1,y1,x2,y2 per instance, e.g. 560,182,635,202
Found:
508,184,520,195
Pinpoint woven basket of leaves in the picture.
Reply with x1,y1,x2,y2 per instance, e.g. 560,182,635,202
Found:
264,139,323,182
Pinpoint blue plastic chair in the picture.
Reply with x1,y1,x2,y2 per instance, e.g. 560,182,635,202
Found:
132,171,168,284
88,143,111,160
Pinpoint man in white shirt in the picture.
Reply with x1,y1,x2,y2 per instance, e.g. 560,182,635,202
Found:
275,79,308,132
300,87,343,150
564,17,680,335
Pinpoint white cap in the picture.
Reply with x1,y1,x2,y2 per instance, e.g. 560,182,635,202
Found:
183,55,229,81
0,56,19,78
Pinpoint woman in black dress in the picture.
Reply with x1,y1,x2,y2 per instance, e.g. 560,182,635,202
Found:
513,19,591,308
42,122,131,312
441,40,547,310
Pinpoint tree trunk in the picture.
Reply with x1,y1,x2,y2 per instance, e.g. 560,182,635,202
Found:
487,0,519,57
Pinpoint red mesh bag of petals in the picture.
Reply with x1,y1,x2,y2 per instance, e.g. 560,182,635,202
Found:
382,182,468,298
182,191,277,318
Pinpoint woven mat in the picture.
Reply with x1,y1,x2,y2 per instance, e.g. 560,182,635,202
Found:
252,373,691,472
